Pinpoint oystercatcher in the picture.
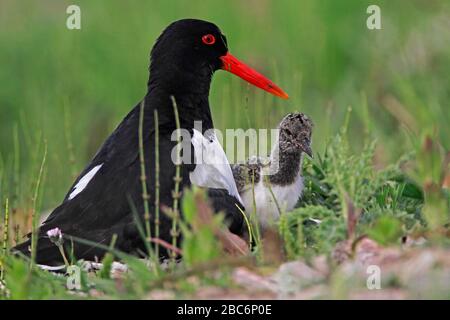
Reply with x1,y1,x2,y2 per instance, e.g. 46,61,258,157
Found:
13,19,288,264
232,113,313,228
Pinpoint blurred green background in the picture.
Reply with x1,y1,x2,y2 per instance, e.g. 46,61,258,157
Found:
0,0,449,211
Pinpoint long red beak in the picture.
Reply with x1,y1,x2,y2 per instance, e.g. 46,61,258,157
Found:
220,53,289,99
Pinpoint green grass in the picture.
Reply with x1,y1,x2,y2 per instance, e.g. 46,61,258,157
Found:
0,0,449,299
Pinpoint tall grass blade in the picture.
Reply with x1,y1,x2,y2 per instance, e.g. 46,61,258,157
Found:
170,96,182,263
30,140,47,268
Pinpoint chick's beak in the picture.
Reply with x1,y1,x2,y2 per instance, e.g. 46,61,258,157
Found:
302,143,313,158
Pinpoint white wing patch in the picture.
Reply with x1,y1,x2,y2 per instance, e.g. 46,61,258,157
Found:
68,164,103,200
189,129,243,205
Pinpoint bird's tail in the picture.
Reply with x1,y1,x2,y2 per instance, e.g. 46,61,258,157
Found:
11,238,32,257
12,236,64,266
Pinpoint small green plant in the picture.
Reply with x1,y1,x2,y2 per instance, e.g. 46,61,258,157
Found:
279,205,345,259
282,125,426,258
3,255,70,299
180,187,222,267
366,215,403,246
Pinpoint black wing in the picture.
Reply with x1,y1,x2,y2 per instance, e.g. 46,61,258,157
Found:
14,103,169,264
14,99,244,264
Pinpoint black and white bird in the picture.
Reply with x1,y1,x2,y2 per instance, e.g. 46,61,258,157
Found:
232,113,313,228
13,19,288,264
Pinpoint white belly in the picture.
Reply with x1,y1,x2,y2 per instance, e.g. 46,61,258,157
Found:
240,174,304,228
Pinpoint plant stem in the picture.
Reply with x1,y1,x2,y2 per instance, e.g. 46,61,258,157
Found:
170,96,182,262
30,141,47,269
153,109,160,258
14,225,19,245
13,125,20,211
250,172,263,261
235,203,252,248
57,244,70,267
0,198,9,281
138,100,154,258
64,102,77,179
2,198,9,257
265,175,282,217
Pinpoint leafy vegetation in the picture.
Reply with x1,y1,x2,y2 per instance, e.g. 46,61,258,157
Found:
0,0,449,299
1,126,448,299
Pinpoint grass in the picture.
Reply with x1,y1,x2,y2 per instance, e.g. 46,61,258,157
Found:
170,96,182,263
0,0,449,299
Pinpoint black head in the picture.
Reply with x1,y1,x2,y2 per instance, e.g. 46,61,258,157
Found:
149,19,228,93
148,19,288,98
278,113,314,157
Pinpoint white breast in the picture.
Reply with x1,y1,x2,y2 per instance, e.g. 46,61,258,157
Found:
240,171,304,228
189,129,243,205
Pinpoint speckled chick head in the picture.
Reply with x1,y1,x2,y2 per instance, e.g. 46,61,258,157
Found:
278,113,313,157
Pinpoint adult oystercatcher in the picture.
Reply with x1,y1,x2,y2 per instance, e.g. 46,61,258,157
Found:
13,19,288,264
232,113,313,228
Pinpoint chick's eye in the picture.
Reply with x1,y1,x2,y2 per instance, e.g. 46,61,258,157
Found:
202,34,216,45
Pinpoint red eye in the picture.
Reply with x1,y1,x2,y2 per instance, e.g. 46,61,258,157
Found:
202,34,216,45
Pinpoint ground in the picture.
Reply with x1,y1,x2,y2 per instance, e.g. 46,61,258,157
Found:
0,0,449,300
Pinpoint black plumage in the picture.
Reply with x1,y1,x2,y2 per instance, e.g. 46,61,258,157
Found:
13,19,287,265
